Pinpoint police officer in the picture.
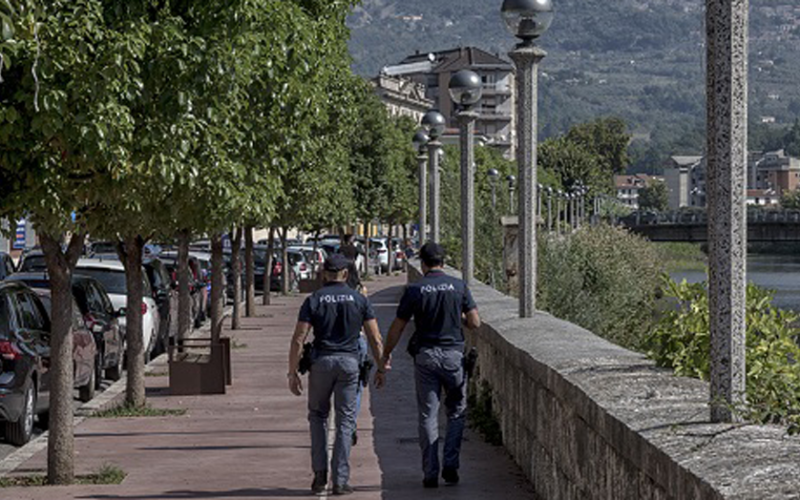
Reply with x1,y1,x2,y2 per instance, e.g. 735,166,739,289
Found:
380,242,481,488
288,254,386,495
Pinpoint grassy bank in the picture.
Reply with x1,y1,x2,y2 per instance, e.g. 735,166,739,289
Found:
654,242,707,272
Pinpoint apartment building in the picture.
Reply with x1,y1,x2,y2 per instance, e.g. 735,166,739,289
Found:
370,74,434,124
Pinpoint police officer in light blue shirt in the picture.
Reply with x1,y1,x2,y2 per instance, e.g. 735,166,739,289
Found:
381,242,481,488
288,254,386,496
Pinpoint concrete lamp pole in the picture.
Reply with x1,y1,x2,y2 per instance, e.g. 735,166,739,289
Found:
413,129,430,244
706,0,748,423
546,186,553,231
503,0,553,317
488,169,500,210
507,175,517,214
422,110,446,244
450,69,483,285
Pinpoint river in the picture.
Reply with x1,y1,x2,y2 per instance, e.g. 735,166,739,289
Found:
671,254,800,312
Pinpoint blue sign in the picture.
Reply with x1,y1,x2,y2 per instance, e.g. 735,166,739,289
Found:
13,220,26,250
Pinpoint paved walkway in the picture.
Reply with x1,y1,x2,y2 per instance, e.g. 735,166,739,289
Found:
1,274,534,499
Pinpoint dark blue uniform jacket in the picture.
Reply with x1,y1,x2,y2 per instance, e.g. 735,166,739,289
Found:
397,270,477,352
298,281,375,356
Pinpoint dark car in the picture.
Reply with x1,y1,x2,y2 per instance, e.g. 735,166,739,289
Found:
7,273,121,388
70,275,125,382
0,252,15,280
144,258,176,354
17,249,47,273
32,290,97,403
159,253,206,328
0,282,52,445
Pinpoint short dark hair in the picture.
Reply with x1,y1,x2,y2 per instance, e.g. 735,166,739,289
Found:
420,242,445,268
343,234,354,244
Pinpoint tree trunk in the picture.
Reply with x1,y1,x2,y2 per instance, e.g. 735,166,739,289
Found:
311,229,321,278
231,227,243,330
364,222,371,279
120,235,147,408
280,228,290,295
210,233,224,343
244,225,255,317
41,231,84,485
263,227,275,305
177,229,191,341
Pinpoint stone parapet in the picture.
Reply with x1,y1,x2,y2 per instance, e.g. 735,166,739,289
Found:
408,262,800,499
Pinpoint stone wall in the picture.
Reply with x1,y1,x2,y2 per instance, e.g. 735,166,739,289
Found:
408,264,800,499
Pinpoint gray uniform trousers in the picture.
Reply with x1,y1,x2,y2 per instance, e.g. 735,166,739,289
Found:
414,347,467,480
308,354,360,486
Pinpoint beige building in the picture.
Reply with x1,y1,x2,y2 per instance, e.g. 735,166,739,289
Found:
754,149,800,195
370,74,434,124
382,47,516,158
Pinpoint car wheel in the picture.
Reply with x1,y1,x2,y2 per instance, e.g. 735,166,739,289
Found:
79,365,96,403
106,339,125,381
5,380,36,446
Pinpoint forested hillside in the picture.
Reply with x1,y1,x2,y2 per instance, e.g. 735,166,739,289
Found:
347,0,800,171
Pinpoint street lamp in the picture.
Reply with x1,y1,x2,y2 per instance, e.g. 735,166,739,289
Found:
488,169,500,210
537,183,543,223
413,129,430,244
556,190,563,233
502,0,553,317
507,175,517,215
421,109,446,243
546,186,553,231
449,70,483,284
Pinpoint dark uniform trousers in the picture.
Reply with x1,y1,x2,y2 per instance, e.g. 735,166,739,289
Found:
308,354,360,486
414,347,467,479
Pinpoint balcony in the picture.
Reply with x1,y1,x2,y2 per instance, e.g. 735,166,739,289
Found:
482,83,512,95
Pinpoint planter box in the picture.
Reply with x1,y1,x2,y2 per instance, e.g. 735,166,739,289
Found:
168,337,231,395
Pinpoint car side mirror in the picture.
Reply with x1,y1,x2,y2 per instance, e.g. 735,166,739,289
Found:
116,308,127,318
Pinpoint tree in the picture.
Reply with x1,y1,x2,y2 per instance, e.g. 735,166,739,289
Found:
784,119,800,157
780,189,800,210
565,117,631,175
638,180,669,211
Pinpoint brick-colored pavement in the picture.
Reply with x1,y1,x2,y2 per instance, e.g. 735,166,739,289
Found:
1,274,534,499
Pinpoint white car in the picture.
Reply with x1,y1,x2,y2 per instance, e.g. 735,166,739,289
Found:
368,238,404,273
75,258,160,361
289,246,328,275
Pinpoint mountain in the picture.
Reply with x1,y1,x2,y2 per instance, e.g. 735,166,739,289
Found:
347,0,800,162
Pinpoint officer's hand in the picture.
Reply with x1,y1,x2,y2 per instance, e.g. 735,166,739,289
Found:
381,354,392,372
374,371,386,389
288,373,303,396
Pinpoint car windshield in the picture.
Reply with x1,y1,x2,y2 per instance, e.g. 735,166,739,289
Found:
287,252,304,266
20,255,47,272
75,269,128,295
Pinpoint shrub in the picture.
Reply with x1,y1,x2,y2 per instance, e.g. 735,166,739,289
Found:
647,279,800,432
538,224,663,350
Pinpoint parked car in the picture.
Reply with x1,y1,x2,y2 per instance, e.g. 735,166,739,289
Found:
6,272,125,388
143,257,176,355
31,290,98,403
288,246,328,275
17,249,47,273
0,252,15,280
287,249,311,287
74,259,160,361
0,282,52,445
159,252,206,328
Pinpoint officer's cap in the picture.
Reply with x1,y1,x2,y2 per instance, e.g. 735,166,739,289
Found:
324,254,350,273
420,242,445,267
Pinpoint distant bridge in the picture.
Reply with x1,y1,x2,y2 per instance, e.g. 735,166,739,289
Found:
618,209,800,242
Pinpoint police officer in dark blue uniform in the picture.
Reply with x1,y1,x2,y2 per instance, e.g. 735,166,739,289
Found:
380,243,481,488
288,254,386,495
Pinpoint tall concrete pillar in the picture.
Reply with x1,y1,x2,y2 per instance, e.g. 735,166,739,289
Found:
706,0,748,423
418,153,428,244
428,141,442,243
509,46,546,318
458,111,478,285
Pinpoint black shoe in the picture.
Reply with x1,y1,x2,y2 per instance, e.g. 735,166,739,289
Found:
332,484,354,495
423,477,439,488
352,430,358,446
442,468,459,485
311,471,327,494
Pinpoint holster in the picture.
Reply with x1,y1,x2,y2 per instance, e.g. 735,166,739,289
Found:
298,343,313,375
359,359,374,387
463,347,478,378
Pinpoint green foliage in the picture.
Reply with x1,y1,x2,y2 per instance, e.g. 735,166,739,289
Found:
780,189,800,210
638,180,669,211
538,224,663,351
648,280,800,432
467,379,503,446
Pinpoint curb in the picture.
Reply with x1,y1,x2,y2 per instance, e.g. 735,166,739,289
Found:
0,306,232,478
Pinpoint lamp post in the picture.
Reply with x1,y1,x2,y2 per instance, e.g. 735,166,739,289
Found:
413,129,430,244
507,175,517,214
546,186,553,231
422,110,446,243
488,169,500,210
537,184,543,224
503,0,553,317
449,70,483,285
555,190,563,233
